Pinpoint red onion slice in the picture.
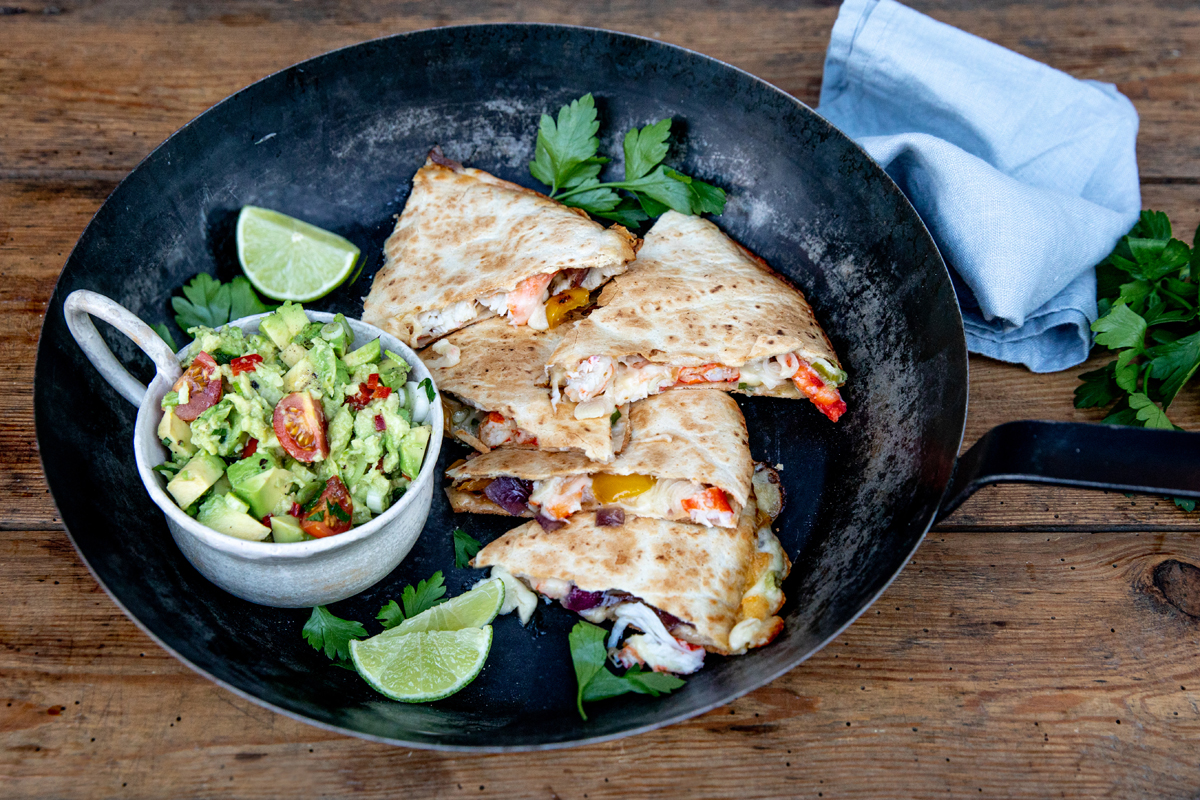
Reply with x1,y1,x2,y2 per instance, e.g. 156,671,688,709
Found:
534,512,566,532
484,477,533,516
595,507,625,527
562,586,605,611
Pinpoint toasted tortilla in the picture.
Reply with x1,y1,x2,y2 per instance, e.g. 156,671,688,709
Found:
547,210,843,400
362,157,638,347
420,318,624,462
472,501,789,654
446,390,752,523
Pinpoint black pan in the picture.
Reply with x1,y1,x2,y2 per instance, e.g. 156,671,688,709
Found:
33,23,1200,751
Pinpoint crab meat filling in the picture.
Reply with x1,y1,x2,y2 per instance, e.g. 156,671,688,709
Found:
478,411,538,448
528,475,591,520
513,475,734,527
609,602,705,675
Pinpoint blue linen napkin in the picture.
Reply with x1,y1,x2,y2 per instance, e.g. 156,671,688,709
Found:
817,0,1142,372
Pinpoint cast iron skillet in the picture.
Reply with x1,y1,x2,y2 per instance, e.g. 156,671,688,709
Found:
34,24,1200,751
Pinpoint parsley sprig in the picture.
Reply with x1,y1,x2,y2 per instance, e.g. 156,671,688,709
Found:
302,605,368,664
1076,210,1200,428
568,621,685,720
376,571,448,630
302,572,450,667
169,273,277,342
529,94,725,228
1075,210,1200,510
452,528,482,569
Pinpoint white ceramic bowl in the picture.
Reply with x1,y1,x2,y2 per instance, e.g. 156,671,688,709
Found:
63,289,443,608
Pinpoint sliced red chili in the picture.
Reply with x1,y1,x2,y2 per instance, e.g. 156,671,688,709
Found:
241,437,258,459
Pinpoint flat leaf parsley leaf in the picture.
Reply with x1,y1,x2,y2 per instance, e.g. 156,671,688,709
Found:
170,273,277,342
302,605,367,663
453,528,482,569
568,621,685,720
1075,209,1200,510
529,95,726,226
377,571,449,629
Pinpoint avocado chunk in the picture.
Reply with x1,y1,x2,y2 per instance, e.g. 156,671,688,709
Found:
398,425,432,480
166,452,226,510
157,409,196,459
196,493,271,541
227,452,295,519
378,352,412,389
344,338,381,369
283,356,316,392
260,301,310,348
270,514,311,543
308,338,339,396
280,342,309,368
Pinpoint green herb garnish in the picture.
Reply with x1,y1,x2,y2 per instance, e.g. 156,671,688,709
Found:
452,528,482,569
377,571,449,629
1075,210,1200,430
609,409,621,426
568,621,685,720
171,274,276,340
151,323,178,352
302,605,367,664
529,94,725,227
418,377,435,402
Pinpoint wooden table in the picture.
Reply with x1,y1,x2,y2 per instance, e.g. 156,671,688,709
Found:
3,1,1199,797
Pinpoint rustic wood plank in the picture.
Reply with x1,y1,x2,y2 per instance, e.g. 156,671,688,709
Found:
4,523,1200,798
1,0,1197,179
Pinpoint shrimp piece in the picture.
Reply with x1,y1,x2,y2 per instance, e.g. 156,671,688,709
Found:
792,361,847,422
506,272,554,325
681,487,735,527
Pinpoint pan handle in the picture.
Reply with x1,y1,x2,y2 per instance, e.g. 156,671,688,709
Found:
63,290,182,407
936,420,1200,523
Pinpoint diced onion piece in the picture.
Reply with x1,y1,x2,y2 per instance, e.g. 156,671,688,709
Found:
405,381,432,424
595,506,625,527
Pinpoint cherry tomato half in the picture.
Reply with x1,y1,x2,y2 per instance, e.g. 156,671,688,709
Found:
230,353,263,376
300,476,354,538
172,351,223,421
273,392,329,462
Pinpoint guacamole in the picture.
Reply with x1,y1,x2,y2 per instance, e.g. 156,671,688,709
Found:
155,302,435,542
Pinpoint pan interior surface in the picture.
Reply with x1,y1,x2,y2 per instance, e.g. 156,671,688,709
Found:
34,24,967,749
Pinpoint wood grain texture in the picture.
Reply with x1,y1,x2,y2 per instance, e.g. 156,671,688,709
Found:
4,526,1200,798
1,1,1198,178
5,1,1200,795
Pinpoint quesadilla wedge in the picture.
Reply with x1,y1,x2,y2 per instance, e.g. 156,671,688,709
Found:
546,210,847,422
472,498,791,674
446,390,751,528
362,150,639,348
419,317,628,463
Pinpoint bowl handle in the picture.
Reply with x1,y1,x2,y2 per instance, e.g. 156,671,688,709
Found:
64,290,182,407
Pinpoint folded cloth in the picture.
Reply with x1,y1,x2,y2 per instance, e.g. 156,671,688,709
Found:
817,0,1141,372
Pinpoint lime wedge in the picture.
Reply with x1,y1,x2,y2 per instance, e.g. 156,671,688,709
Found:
235,206,360,302
350,626,493,703
391,578,505,635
